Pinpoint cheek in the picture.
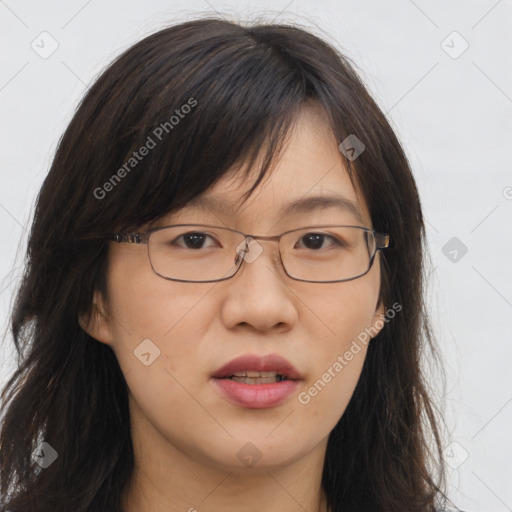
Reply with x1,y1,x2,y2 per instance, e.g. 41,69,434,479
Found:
104,250,216,378
293,276,379,418
301,271,380,351
104,268,217,440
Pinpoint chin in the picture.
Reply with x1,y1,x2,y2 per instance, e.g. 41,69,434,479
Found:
191,435,310,473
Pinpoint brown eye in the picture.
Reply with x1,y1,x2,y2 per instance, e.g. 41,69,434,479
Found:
173,232,218,249
295,233,341,250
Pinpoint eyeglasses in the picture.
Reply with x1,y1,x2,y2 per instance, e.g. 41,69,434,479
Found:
111,224,390,283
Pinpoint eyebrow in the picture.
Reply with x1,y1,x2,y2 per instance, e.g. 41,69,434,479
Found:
183,193,366,225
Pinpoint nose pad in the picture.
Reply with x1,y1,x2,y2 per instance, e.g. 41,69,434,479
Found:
234,237,264,265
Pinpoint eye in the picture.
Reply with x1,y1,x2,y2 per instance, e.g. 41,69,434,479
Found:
173,232,219,250
295,232,343,250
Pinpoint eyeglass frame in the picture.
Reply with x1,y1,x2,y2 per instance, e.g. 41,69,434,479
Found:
111,223,390,284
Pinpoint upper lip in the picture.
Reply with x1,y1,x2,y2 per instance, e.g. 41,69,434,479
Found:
211,354,303,380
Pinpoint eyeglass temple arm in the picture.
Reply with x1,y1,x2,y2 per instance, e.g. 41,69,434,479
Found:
112,233,144,244
375,233,390,249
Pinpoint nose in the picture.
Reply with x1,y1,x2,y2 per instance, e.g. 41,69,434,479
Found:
219,238,298,332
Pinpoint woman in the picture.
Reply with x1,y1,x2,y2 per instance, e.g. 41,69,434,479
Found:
0,17,456,512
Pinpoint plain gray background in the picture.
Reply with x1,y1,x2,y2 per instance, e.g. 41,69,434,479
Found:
1,1,511,510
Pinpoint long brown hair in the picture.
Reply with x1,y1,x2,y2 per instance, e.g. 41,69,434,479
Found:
0,17,450,511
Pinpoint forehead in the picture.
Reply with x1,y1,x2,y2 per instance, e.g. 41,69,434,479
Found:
169,105,371,228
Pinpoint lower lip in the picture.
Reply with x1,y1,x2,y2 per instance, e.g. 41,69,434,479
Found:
211,378,301,409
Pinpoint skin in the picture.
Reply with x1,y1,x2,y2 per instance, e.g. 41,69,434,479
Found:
81,104,385,512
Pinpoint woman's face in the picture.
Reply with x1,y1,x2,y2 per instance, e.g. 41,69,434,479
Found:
84,105,385,474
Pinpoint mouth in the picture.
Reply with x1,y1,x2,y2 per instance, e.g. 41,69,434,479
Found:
211,353,303,382
210,354,303,409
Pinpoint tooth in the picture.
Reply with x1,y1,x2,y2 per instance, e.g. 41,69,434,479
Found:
231,371,279,378
230,376,284,384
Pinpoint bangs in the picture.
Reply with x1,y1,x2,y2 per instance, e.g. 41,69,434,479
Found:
73,19,324,237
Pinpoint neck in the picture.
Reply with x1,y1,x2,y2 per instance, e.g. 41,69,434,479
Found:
122,467,329,512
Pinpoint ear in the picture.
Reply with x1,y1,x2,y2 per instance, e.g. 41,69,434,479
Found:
78,290,114,345
369,300,386,340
